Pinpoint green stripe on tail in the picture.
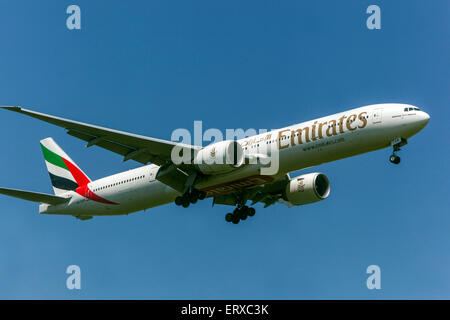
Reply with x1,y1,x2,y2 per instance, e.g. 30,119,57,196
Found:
40,143,69,171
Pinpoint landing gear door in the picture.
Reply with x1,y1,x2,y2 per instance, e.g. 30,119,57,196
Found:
372,108,383,124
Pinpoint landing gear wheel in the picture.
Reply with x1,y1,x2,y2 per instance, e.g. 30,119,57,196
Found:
232,215,240,224
181,194,190,208
175,196,183,206
248,207,256,217
390,155,401,164
225,213,233,222
239,206,249,220
182,201,190,208
189,191,198,204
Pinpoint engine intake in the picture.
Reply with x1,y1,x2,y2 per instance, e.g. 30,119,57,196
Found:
194,140,244,175
284,173,330,205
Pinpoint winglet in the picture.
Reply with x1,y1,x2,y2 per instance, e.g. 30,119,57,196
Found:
0,106,22,112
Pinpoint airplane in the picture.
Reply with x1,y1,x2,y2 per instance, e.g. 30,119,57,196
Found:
0,103,429,224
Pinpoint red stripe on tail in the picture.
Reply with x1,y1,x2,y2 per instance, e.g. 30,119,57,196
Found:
62,158,91,186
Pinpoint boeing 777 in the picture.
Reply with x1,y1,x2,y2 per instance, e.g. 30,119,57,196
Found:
0,103,429,223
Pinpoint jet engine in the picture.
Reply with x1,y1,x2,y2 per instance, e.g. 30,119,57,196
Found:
284,173,330,205
194,140,244,175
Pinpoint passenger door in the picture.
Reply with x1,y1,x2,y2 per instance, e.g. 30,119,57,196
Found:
372,108,383,124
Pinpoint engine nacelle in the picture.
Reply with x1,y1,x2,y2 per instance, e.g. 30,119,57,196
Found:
194,140,244,175
284,173,330,205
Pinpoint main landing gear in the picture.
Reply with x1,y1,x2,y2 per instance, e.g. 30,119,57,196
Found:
174,189,206,208
389,137,407,165
225,205,256,224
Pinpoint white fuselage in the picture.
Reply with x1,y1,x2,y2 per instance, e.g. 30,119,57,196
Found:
40,103,429,217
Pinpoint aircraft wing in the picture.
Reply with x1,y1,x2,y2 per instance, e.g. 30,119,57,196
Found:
0,187,69,205
0,106,200,166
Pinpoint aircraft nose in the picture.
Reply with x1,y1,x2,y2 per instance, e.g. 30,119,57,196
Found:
413,110,430,131
420,111,430,125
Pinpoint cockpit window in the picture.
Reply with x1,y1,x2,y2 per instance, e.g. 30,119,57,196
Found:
405,107,421,111
413,107,420,111
404,108,408,111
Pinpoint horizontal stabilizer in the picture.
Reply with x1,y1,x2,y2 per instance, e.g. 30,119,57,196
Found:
0,187,69,205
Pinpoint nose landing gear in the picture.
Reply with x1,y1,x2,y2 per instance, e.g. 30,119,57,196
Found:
389,154,401,164
389,137,407,165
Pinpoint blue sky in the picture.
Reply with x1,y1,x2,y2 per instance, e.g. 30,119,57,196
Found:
0,0,448,299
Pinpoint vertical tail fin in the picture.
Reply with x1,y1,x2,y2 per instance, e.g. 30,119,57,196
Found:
40,138,91,196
